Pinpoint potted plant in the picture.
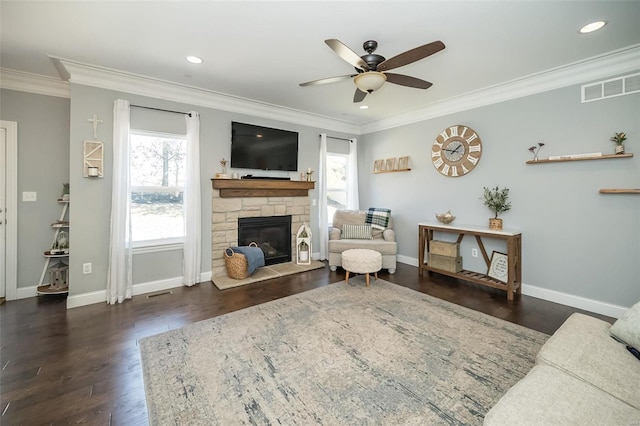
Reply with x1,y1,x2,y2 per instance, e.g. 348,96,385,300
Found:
610,132,627,154
482,186,512,230
61,183,70,201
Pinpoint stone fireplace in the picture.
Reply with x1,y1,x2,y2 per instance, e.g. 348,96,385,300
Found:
211,179,314,278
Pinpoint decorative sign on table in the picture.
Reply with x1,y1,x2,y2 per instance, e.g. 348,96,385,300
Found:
487,251,509,282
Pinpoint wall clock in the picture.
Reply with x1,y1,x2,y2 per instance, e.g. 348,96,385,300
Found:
432,125,482,177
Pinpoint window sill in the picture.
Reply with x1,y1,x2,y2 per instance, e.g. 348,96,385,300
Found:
133,241,184,255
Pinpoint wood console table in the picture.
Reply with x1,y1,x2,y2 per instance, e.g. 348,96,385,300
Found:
418,221,522,300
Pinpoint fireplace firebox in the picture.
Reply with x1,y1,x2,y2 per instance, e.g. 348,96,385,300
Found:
238,215,292,266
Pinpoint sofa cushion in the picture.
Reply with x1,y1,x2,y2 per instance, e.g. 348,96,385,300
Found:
341,224,372,240
610,300,640,351
483,365,640,425
536,312,640,409
328,238,397,255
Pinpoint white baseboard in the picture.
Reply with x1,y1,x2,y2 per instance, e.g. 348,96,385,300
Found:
16,286,38,299
521,284,628,319
396,257,628,319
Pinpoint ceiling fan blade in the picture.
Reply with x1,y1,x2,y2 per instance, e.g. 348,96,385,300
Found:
325,39,369,71
377,40,445,72
385,73,433,89
299,74,357,87
353,88,367,103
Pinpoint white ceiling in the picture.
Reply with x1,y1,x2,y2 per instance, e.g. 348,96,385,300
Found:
2,1,639,126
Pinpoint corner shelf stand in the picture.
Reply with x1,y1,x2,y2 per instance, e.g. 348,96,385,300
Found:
38,199,69,295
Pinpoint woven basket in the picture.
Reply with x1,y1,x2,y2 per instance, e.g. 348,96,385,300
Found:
224,242,258,280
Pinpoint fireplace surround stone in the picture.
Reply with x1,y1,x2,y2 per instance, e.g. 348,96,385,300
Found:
211,181,312,278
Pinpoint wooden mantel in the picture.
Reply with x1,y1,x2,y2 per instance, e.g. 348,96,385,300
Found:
211,178,315,198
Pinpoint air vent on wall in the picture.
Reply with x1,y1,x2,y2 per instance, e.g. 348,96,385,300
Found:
582,72,640,103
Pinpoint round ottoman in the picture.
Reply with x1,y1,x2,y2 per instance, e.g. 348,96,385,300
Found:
341,249,382,287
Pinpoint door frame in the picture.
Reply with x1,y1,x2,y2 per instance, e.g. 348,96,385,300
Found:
1,121,18,300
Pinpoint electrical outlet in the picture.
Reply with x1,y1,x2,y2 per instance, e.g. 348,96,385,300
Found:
82,263,92,274
471,248,478,258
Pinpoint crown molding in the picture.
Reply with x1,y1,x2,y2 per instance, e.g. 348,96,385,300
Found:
50,57,360,135
360,44,640,134
0,68,70,98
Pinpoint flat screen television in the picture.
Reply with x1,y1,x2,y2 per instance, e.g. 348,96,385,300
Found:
230,122,299,171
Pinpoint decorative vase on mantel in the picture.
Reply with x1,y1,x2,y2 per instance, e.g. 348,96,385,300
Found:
489,218,503,231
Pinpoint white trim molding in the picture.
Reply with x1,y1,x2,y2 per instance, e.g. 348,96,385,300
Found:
361,44,640,134
0,68,70,98
397,257,628,319
1,121,18,301
65,271,212,309
50,57,360,135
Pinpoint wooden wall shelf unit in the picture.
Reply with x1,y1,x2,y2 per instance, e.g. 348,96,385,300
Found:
372,168,411,174
526,153,633,164
599,189,640,194
211,179,314,198
418,221,522,300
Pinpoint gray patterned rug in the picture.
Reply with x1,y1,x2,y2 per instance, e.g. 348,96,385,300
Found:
139,278,548,425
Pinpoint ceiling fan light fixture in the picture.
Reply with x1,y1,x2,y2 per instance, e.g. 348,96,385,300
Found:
186,55,203,64
579,21,606,34
354,72,387,93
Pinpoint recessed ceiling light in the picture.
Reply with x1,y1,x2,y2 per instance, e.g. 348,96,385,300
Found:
359,105,369,110
186,56,203,64
579,21,606,34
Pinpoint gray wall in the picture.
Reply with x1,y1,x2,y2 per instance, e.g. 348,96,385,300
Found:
67,84,354,296
359,80,640,307
0,89,70,288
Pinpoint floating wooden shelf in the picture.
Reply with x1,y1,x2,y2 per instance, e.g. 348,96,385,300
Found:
599,189,640,194
526,153,633,164
211,179,314,198
373,168,412,174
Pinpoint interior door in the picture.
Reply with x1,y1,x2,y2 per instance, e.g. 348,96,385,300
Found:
0,127,6,301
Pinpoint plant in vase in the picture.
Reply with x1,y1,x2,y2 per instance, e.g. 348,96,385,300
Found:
482,186,511,230
528,142,545,161
61,183,70,201
610,132,627,154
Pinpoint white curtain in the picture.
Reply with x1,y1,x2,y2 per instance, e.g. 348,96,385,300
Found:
347,138,360,209
107,99,133,304
183,112,201,286
318,133,329,260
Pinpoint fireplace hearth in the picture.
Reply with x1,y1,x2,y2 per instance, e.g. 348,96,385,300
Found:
238,215,292,266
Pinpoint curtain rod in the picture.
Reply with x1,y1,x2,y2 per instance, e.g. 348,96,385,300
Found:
321,134,353,142
131,104,192,117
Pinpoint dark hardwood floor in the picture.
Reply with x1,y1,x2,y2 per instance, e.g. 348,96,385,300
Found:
0,262,613,425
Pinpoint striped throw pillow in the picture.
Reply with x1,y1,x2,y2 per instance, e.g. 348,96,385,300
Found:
342,224,373,240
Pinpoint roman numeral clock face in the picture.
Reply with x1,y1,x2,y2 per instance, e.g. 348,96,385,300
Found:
432,125,482,177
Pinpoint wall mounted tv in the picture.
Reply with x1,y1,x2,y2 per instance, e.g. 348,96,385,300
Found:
230,122,299,171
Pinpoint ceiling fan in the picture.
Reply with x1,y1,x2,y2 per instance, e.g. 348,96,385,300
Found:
300,39,445,103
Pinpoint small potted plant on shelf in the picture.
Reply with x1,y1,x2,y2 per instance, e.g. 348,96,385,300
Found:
482,186,512,230
61,183,70,201
610,132,627,154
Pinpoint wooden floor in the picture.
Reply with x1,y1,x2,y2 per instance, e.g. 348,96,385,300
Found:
0,262,613,425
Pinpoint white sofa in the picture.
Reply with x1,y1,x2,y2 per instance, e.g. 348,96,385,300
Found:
328,210,397,274
484,313,640,425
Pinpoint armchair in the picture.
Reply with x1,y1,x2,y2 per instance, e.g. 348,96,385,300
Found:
328,209,397,274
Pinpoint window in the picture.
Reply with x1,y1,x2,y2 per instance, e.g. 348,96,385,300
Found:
326,153,348,224
130,131,186,245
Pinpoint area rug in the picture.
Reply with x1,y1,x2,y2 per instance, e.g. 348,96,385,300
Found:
212,260,326,290
140,277,548,425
